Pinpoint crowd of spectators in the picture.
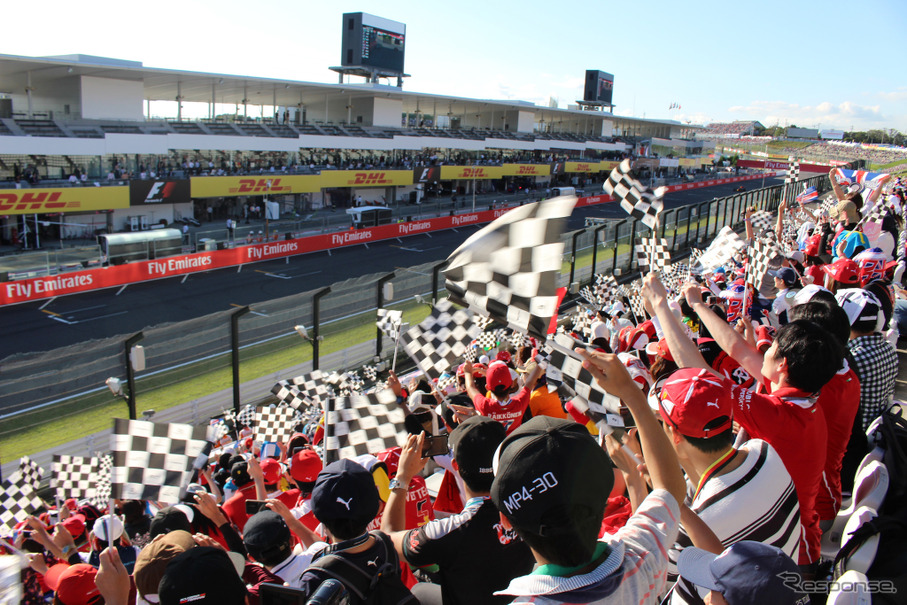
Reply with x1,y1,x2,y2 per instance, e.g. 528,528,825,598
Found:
5,166,905,605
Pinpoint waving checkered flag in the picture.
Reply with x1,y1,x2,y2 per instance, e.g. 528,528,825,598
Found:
579,285,599,306
52,455,100,503
377,308,403,340
272,370,331,410
110,419,212,503
747,237,782,288
571,309,594,337
0,472,44,533
511,330,532,348
236,404,256,428
661,263,689,294
785,158,800,183
18,456,44,490
543,334,621,415
627,292,646,321
324,389,408,464
401,299,483,380
254,406,300,446
444,196,576,340
857,199,892,229
346,371,365,394
749,210,775,237
635,237,671,272
697,226,746,272
475,331,498,351
361,364,378,382
94,454,113,508
462,346,477,362
603,159,667,229
472,313,495,331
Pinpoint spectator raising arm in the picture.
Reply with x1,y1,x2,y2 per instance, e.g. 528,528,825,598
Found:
829,167,846,201
640,273,712,373
577,348,687,505
382,432,427,536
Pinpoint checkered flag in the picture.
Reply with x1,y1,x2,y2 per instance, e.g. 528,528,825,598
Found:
110,419,213,503
376,308,403,340
571,309,594,337
635,237,671,272
662,262,689,294
857,200,891,229
819,195,838,218
785,158,800,184
236,404,256,428
255,406,301,445
511,330,532,348
473,313,495,331
52,455,99,503
475,331,498,351
346,371,365,394
579,285,599,306
462,346,477,362
627,292,646,321
272,370,331,410
0,472,44,534
747,237,782,288
444,197,576,339
18,456,44,490
543,334,621,416
401,299,483,380
324,389,408,464
749,210,775,237
697,226,746,272
94,454,113,508
603,159,667,229
361,364,378,382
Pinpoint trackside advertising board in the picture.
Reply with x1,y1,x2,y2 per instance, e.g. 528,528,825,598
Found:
0,173,766,305
0,186,129,215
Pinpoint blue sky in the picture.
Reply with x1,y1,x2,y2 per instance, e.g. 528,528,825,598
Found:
4,0,906,132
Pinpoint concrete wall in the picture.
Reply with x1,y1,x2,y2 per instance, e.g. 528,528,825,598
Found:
372,97,403,128
81,76,144,120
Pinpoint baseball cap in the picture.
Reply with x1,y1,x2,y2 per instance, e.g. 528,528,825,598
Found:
149,506,192,539
754,325,776,350
822,258,859,285
792,284,832,306
657,368,733,439
159,546,248,605
785,250,805,264
644,338,673,362
230,460,252,486
449,416,506,483
61,514,86,540
242,510,292,563
312,459,380,525
290,448,323,483
835,288,884,333
134,529,196,598
91,514,124,542
44,563,101,605
677,541,806,605
835,199,859,224
260,441,281,459
377,447,402,478
259,458,282,485
768,267,797,288
490,416,612,537
486,360,514,392
590,320,610,342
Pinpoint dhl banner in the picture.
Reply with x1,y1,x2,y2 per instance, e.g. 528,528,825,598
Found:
440,166,505,180
0,186,129,216
501,164,550,177
190,175,321,198
564,161,601,173
319,170,413,188
0,173,769,305
679,158,698,167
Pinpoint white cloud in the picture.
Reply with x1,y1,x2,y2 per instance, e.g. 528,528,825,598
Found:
724,100,898,131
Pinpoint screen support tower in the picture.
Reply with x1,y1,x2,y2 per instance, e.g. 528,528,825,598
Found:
329,65,410,88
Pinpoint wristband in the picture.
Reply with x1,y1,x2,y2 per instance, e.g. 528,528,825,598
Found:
388,478,410,492
61,545,74,556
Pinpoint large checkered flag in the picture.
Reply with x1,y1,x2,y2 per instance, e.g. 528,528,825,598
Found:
110,419,213,503
272,370,331,411
635,237,671,273
0,472,44,534
603,159,666,229
401,299,482,380
697,226,746,272
18,456,44,491
324,389,408,464
444,196,576,340
376,308,403,340
52,455,99,503
255,406,301,445
543,334,621,416
749,210,775,238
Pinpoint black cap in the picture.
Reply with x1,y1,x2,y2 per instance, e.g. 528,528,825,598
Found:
231,461,252,487
312,459,379,524
149,506,192,540
449,416,506,483
242,511,291,563
491,416,612,537
159,546,247,605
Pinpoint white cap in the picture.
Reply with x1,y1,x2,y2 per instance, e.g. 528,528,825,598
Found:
590,320,610,341
92,514,125,542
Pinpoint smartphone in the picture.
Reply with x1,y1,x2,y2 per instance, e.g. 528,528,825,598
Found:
421,434,450,458
245,499,268,515
706,296,720,305
292,446,305,455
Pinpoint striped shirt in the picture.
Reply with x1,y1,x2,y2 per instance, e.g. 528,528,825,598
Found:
669,440,801,605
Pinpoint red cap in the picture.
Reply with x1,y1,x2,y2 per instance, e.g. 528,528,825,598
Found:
645,338,674,362
657,368,733,439
495,350,512,363
822,258,860,285
64,498,78,512
290,448,323,483
45,564,101,605
259,458,282,485
486,361,513,391
804,233,822,257
377,447,402,478
61,514,86,539
754,325,775,350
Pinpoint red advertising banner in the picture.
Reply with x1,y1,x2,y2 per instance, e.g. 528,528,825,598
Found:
0,174,768,306
736,159,832,173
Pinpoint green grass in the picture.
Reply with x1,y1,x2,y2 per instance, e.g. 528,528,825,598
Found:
0,302,432,462
869,159,907,171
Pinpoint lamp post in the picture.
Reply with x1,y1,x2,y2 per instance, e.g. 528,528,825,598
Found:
124,331,144,420
376,273,395,356
230,307,250,415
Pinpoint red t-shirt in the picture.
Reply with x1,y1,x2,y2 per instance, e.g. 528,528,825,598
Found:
221,483,258,532
814,366,861,521
472,388,531,434
729,381,828,565
370,475,436,531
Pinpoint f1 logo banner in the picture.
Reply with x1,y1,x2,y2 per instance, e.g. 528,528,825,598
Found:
129,180,191,206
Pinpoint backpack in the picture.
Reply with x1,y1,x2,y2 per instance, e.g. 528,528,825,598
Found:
306,531,417,605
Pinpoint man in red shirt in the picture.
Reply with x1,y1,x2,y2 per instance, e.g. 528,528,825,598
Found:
463,359,542,434
641,274,842,569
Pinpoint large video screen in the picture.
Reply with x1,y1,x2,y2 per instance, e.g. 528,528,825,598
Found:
584,70,614,105
342,13,406,75
361,24,405,72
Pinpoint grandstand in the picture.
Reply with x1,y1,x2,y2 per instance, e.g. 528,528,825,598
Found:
699,120,764,138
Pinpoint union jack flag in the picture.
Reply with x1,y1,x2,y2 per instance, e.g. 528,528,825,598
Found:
796,186,818,205
835,168,888,190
